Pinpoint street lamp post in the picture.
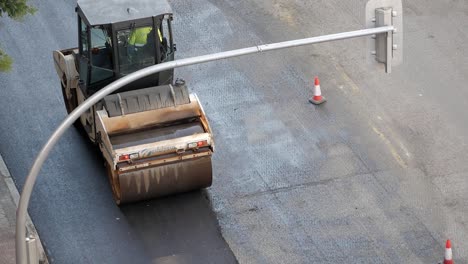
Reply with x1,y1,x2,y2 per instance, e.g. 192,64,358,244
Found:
16,25,396,264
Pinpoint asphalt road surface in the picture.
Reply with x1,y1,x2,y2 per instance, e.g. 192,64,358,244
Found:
1,0,467,263
0,1,236,263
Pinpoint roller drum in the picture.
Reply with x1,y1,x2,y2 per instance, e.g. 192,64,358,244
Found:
108,156,212,204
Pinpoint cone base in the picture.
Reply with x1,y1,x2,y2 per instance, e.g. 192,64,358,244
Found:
309,96,326,105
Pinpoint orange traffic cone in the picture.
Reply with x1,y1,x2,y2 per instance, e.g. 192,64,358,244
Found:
444,239,453,264
309,76,326,105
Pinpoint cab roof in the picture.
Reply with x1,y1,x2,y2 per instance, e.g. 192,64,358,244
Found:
77,0,172,26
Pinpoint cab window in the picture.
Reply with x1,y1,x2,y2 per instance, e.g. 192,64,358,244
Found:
159,16,173,62
79,18,88,55
117,25,156,74
78,16,89,84
89,26,114,84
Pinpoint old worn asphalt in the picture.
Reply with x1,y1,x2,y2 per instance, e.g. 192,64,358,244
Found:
0,0,467,263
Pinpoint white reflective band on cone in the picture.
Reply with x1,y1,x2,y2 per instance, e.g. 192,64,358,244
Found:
445,248,452,260
314,85,322,96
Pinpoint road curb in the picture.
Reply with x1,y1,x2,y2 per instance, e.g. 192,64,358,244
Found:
0,155,48,264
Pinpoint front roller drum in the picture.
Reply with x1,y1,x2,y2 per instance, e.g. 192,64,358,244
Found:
107,156,212,205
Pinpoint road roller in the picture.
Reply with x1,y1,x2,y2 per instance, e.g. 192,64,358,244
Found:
52,0,214,204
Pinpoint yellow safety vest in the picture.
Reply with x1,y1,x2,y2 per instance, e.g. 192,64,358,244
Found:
129,27,163,46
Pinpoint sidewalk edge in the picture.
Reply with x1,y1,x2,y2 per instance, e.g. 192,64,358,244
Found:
0,155,48,264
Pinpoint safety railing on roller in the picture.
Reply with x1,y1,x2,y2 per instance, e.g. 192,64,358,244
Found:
16,0,403,263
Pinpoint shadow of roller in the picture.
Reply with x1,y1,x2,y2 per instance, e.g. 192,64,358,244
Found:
120,190,238,264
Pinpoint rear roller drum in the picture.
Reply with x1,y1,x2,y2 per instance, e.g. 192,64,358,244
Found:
106,162,122,205
107,156,212,205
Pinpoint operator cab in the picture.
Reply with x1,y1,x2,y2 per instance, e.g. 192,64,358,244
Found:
76,0,176,95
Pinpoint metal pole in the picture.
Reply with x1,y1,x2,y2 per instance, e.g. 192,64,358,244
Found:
16,25,394,264
25,237,37,264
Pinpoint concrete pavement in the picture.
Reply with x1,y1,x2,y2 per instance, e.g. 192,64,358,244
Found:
175,0,468,262
0,155,48,264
